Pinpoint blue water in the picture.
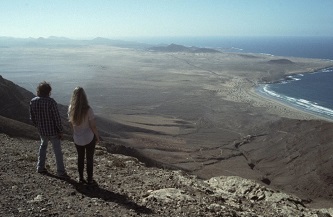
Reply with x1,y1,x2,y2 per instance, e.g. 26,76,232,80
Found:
139,36,333,119
258,68,333,119
138,36,333,60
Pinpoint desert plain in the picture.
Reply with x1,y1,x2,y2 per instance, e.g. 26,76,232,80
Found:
1,45,333,208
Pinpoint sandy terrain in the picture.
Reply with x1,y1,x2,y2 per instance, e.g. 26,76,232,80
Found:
1,45,333,207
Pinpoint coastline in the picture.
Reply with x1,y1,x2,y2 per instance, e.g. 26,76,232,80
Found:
220,76,331,122
255,85,333,122
219,62,333,123
254,66,333,123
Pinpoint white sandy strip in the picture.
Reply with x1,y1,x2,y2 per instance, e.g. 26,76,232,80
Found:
221,77,332,122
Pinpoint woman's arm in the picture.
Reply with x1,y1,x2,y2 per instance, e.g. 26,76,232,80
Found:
89,118,100,143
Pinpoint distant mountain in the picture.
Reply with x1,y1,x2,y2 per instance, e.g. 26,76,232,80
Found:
149,43,191,52
148,43,220,53
89,37,150,49
91,37,114,43
47,36,72,40
0,36,150,49
267,59,294,64
0,37,221,51
192,47,221,53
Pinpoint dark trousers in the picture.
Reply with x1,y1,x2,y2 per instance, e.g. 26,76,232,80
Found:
75,136,96,182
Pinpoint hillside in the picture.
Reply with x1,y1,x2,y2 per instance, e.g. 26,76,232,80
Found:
1,133,333,216
0,75,71,137
0,75,35,124
267,59,294,64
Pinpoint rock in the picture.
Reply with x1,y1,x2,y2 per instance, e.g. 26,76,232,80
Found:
27,195,43,203
143,188,195,203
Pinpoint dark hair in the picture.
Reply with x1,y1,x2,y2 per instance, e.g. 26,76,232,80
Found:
37,81,52,97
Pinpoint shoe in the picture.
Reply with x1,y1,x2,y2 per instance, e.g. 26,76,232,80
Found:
79,178,87,184
87,180,98,186
58,173,70,180
37,168,48,174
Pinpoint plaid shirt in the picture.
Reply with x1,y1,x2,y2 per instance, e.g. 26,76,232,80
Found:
29,96,63,136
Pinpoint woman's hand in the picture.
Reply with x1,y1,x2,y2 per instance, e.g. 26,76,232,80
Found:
96,136,100,144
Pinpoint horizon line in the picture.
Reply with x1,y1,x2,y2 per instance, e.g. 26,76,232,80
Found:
1,35,333,41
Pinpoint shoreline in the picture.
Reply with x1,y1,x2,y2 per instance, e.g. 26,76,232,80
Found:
221,76,330,122
254,85,333,122
266,66,333,84
219,63,333,123
254,66,333,123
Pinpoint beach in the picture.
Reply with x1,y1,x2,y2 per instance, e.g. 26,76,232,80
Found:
2,45,333,207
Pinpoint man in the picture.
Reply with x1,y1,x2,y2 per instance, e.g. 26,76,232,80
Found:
29,81,69,179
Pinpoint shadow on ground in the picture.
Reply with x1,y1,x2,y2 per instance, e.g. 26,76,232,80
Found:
44,173,153,215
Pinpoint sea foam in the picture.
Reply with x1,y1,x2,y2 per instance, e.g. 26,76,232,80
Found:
260,83,333,119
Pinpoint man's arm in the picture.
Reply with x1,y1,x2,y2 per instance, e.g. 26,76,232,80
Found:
51,100,64,134
29,101,36,127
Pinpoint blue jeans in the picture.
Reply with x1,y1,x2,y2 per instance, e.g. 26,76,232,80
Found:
37,135,66,175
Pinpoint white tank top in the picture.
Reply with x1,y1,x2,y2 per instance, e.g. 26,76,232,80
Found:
72,108,95,146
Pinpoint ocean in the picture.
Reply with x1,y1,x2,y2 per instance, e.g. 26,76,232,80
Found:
142,36,333,120
257,67,333,119
138,36,333,59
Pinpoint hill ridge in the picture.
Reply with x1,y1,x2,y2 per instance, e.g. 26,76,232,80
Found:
148,43,220,53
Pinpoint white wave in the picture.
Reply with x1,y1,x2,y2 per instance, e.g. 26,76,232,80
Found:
286,75,301,81
260,53,274,56
263,85,281,98
312,104,333,115
322,68,333,73
298,99,312,104
260,85,333,118
231,47,243,51
286,97,333,116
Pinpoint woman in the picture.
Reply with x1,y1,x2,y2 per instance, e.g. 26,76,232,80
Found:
68,87,100,185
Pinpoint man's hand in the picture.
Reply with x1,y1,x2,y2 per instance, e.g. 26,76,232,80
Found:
58,133,64,140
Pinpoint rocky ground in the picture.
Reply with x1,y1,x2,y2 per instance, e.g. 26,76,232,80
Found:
1,133,333,217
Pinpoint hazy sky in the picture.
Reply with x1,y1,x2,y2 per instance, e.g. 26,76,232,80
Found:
1,0,333,39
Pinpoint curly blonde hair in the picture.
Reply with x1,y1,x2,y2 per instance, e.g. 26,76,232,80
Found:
68,87,90,125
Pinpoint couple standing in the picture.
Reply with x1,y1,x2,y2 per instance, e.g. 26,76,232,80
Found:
29,81,100,185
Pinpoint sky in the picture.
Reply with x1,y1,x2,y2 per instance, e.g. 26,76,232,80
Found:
0,0,333,39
